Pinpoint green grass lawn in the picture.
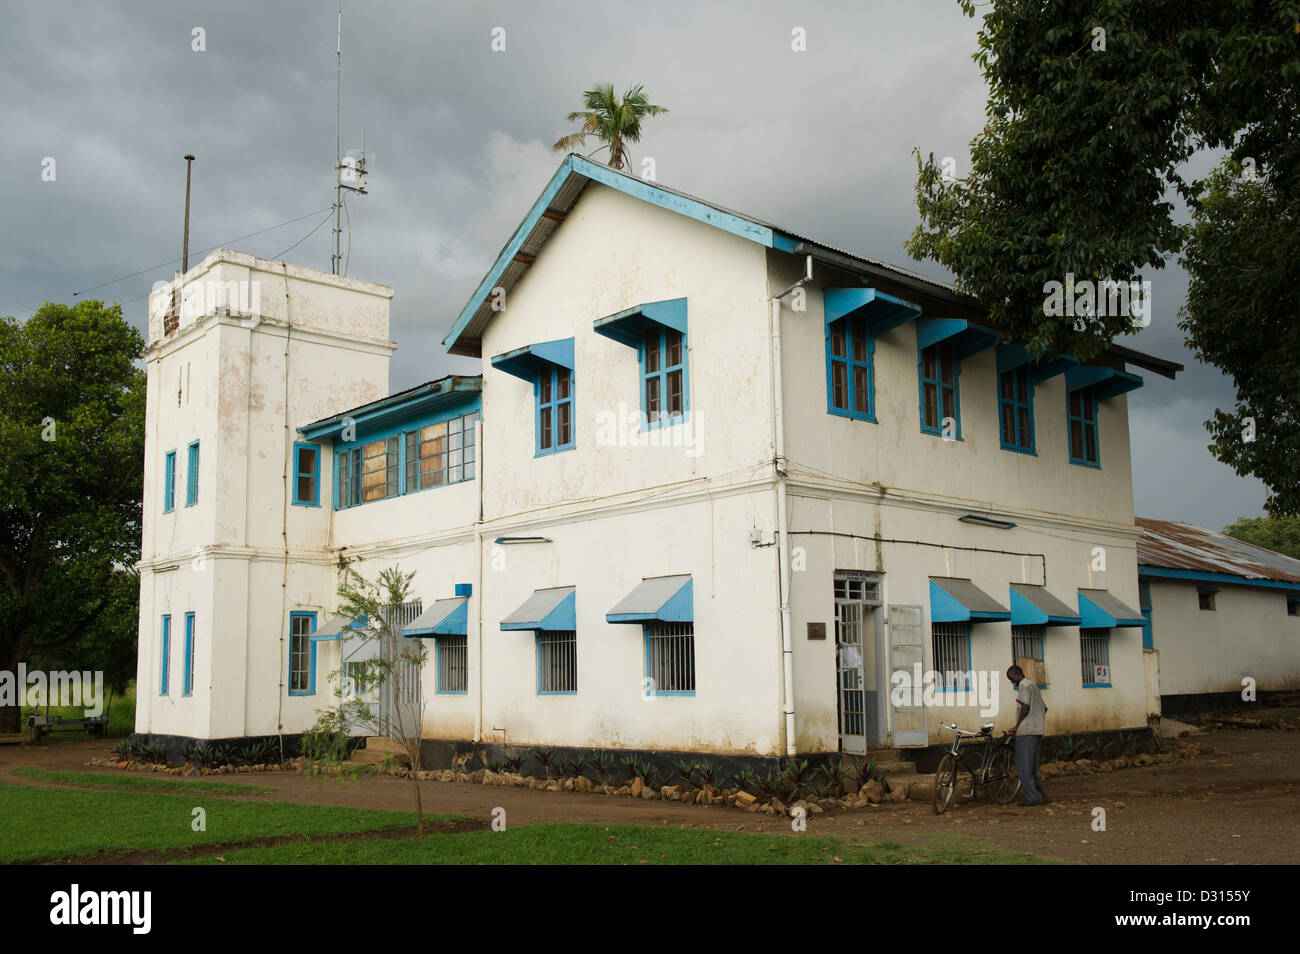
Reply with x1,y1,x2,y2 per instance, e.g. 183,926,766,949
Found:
12,766,274,796
188,821,1050,865
0,780,458,863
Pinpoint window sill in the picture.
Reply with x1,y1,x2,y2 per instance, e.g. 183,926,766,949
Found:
436,690,469,696
828,407,876,424
537,690,577,696
1082,683,1112,689
647,690,696,697
535,444,576,459
921,427,963,441
1070,459,1102,470
642,412,689,433
291,500,321,508
999,443,1037,456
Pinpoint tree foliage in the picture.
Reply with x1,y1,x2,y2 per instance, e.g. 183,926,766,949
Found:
1223,514,1300,561
553,83,668,171
0,301,145,731
908,0,1300,510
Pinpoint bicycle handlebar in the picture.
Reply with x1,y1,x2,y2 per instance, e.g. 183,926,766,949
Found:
938,721,998,738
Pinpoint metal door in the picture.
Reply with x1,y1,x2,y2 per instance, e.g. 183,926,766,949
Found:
381,602,423,740
835,599,866,754
887,604,928,746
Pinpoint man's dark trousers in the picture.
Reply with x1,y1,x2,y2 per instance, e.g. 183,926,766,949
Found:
1015,734,1044,804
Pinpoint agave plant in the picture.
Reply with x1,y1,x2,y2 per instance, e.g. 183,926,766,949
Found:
620,755,640,783
531,746,557,779
593,752,615,783
696,760,723,788
673,758,698,787
565,753,590,779
729,768,759,793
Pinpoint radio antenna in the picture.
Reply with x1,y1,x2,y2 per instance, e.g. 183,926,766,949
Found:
331,3,369,276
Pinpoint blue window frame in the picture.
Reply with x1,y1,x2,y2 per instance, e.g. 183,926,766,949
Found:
826,314,874,421
1068,388,1100,467
160,615,172,696
288,611,317,695
163,450,177,512
537,630,577,694
404,411,478,490
436,635,469,694
185,441,200,506
182,612,195,696
335,407,480,510
536,365,574,455
641,326,687,427
1080,628,1111,687
293,442,320,506
1139,579,1154,648
919,341,960,438
998,367,1034,453
644,621,695,696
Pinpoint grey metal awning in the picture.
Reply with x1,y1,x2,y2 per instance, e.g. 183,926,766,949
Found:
606,575,693,624
1078,589,1145,628
309,615,352,642
500,586,576,631
403,597,468,637
930,577,1010,623
1009,583,1082,627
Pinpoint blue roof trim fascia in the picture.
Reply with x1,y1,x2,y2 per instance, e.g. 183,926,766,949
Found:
593,298,689,349
1066,365,1144,400
299,381,481,442
1138,565,1300,591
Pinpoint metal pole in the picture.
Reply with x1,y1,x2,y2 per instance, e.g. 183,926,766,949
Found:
182,154,196,273
332,6,342,274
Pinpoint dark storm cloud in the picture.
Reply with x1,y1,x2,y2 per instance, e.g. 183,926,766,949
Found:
0,0,1266,527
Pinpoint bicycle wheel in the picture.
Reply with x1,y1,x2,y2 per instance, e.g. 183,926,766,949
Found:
988,745,1021,804
932,754,959,814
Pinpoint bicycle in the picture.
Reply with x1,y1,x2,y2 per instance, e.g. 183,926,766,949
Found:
932,721,1021,814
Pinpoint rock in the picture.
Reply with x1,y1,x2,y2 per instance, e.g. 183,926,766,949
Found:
808,802,824,814
1100,762,1113,772
545,779,560,792
563,778,575,791
862,780,885,804
746,800,764,813
771,799,787,816
185,767,201,778
641,785,657,800
1040,763,1059,778
630,777,644,797
616,785,632,796
887,786,908,802
761,802,775,814
907,779,934,802
700,789,713,806
734,790,757,809
662,784,683,801
576,775,593,793
853,797,868,808
790,799,810,817
885,776,910,795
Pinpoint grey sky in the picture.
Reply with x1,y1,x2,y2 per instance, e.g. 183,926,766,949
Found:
0,0,1267,529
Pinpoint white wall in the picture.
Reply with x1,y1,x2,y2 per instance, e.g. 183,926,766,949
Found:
1147,578,1300,696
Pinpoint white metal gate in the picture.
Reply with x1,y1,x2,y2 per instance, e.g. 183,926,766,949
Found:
887,604,927,747
835,599,866,754
382,601,423,740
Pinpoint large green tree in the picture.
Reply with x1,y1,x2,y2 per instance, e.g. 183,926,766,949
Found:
0,301,145,732
1223,515,1300,561
906,0,1300,510
552,83,668,172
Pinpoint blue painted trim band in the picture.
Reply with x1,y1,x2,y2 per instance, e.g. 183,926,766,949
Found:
1138,565,1300,592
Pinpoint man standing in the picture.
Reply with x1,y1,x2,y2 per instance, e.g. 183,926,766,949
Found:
1006,665,1048,805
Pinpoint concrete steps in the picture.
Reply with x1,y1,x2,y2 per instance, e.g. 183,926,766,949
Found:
350,736,413,767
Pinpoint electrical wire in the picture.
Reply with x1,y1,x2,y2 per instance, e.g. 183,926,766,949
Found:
270,210,334,261
73,207,333,298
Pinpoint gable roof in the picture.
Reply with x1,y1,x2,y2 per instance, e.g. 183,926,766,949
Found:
442,154,1181,382
1136,517,1300,586
298,374,481,442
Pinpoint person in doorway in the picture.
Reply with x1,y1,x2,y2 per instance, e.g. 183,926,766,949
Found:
1006,665,1049,805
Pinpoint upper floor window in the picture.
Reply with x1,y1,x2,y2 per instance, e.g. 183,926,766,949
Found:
1068,389,1100,466
163,450,177,512
405,411,478,490
338,439,398,508
537,365,574,455
643,327,686,426
919,342,959,438
185,441,200,506
827,314,874,420
998,368,1034,453
293,442,320,506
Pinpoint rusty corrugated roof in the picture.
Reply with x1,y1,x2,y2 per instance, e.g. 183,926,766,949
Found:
1136,517,1300,584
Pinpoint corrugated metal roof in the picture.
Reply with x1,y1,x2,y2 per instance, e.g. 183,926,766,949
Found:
1136,517,1300,584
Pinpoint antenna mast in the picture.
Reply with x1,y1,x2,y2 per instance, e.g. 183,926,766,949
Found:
331,3,368,276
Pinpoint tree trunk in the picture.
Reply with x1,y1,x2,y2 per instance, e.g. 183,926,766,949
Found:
0,701,19,735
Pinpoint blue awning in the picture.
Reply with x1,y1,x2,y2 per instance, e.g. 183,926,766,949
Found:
490,337,575,382
307,614,350,642
403,597,468,638
1009,584,1082,627
593,298,687,349
606,575,693,624
1078,589,1145,628
930,578,1010,623
996,344,1078,383
501,586,576,632
1066,365,1143,400
824,287,920,336
915,318,999,359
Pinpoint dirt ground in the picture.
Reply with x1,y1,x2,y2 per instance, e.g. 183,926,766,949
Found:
3,727,1297,864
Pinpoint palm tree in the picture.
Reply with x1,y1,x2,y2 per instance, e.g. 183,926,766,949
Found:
552,83,669,172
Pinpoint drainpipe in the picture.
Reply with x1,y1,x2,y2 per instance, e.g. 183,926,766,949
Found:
473,417,485,743
770,254,813,757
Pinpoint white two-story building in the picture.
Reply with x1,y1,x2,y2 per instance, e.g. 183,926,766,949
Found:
134,155,1181,764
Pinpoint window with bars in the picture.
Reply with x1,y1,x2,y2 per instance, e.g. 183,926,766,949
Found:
999,367,1034,452
436,635,468,693
1068,388,1100,466
931,622,972,689
919,342,959,437
537,365,574,454
1080,628,1111,687
833,571,881,604
1011,624,1047,688
646,621,695,694
405,412,478,491
289,612,316,694
643,326,686,425
827,314,874,420
537,630,577,693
